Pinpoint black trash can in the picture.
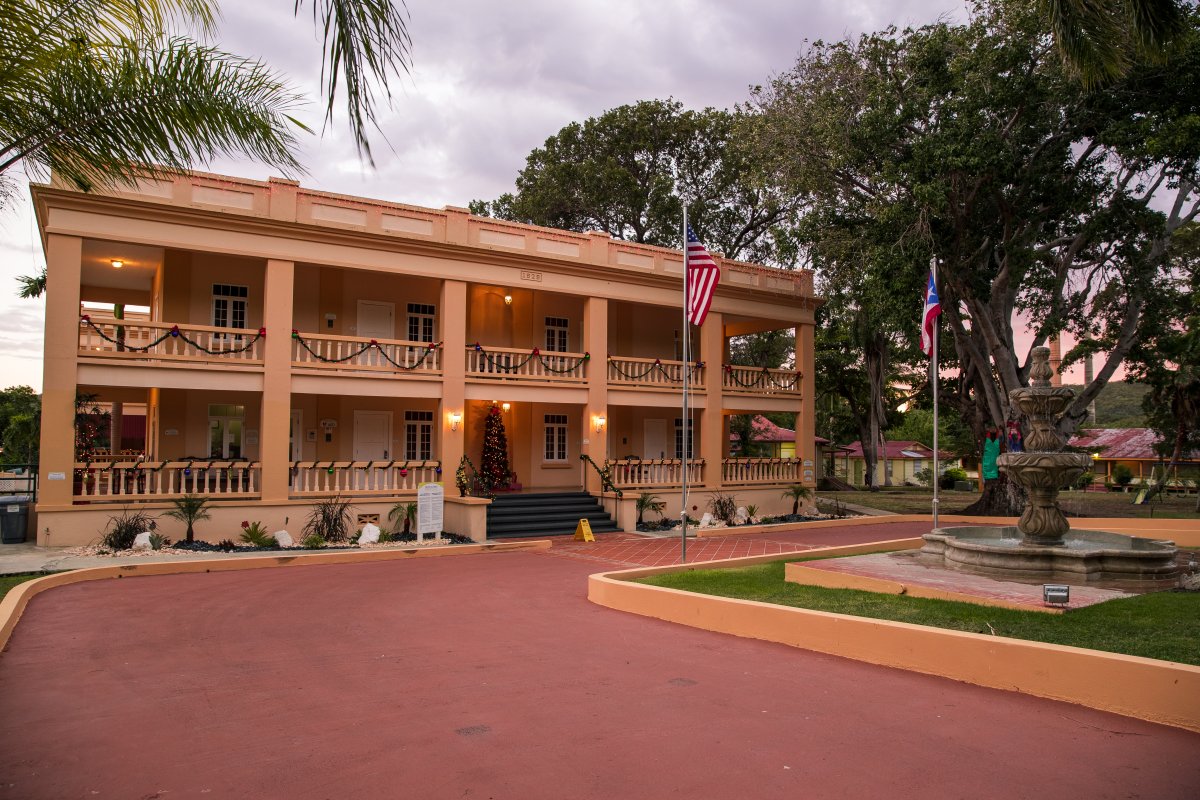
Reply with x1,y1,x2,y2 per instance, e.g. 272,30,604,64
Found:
0,495,31,543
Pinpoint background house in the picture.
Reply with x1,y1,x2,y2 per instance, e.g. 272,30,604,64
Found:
838,440,960,486
1069,427,1200,485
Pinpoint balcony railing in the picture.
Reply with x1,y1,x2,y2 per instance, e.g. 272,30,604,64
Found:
466,345,588,383
73,460,261,501
722,458,803,485
723,365,802,395
78,317,264,365
292,332,442,375
607,356,704,390
290,460,441,497
609,459,704,488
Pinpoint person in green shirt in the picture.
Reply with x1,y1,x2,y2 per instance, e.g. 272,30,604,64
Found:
982,428,1002,482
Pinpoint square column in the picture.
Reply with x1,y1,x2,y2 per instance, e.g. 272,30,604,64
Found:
440,280,467,477
796,323,816,486
260,259,294,501
37,234,83,509
582,296,608,493
700,311,725,488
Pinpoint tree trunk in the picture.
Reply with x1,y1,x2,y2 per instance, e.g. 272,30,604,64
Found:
962,475,1026,517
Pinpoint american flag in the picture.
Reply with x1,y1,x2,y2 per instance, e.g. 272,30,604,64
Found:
920,270,942,357
686,225,720,326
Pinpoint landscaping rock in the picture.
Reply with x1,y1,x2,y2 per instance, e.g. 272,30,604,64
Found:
359,523,381,545
273,530,294,547
735,506,749,525
131,531,154,551
699,513,715,528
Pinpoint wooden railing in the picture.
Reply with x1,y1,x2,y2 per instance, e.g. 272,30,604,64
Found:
723,365,802,395
73,460,261,501
609,459,704,488
466,346,588,382
722,458,803,485
291,333,442,374
78,317,264,364
290,461,441,497
607,356,704,389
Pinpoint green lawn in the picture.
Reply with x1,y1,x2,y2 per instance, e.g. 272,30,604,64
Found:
821,487,1200,519
638,560,1200,665
0,573,47,601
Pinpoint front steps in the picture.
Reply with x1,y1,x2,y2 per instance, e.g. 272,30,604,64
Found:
486,492,621,539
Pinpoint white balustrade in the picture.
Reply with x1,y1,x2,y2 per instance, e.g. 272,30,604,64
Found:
290,461,441,496
609,459,704,488
73,461,261,500
78,318,263,364
722,458,803,485
607,357,704,389
466,346,587,382
723,365,803,395
292,333,442,374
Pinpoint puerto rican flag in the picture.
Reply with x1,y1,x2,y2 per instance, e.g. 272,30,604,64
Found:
920,271,942,357
686,225,720,327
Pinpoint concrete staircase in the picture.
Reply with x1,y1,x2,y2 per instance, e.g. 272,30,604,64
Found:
486,492,621,539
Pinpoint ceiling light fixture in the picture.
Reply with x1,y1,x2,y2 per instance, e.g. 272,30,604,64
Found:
110,259,124,269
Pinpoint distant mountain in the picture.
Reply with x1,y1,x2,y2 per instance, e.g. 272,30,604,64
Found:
1063,381,1148,428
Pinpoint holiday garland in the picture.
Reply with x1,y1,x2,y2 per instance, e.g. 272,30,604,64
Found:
81,315,264,354
723,365,802,390
293,331,442,370
607,357,704,383
472,343,589,374
579,454,622,497
455,454,492,498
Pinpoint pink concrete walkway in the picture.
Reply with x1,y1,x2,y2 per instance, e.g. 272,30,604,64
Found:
1,521,1196,799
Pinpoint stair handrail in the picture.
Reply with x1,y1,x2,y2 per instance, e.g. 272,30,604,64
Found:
579,454,622,498
456,454,494,499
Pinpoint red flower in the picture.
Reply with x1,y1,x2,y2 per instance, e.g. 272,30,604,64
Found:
241,520,249,528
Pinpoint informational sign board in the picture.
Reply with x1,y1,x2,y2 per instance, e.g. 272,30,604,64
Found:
417,482,445,540
573,518,595,542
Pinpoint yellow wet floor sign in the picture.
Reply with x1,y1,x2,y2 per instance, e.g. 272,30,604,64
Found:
573,518,595,542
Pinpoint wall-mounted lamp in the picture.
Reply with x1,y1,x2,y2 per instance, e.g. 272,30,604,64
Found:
110,259,124,269
1090,452,1100,461
593,415,606,433
503,294,513,306
501,402,511,413
448,411,462,431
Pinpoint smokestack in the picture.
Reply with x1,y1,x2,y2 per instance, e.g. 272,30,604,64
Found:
1084,349,1096,424
1047,337,1063,387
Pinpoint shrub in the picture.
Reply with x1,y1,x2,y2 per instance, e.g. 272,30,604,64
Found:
218,539,237,552
101,509,157,550
378,530,395,543
1073,471,1095,490
745,504,758,519
781,484,813,516
636,492,666,525
708,492,738,524
302,533,326,549
939,467,969,490
163,494,213,544
304,496,352,542
148,532,169,551
388,501,418,535
239,521,273,547
1113,464,1134,487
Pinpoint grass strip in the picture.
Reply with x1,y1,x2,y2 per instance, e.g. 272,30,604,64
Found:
0,573,49,601
637,560,1200,666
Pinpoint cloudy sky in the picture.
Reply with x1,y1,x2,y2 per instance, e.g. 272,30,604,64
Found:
0,0,974,391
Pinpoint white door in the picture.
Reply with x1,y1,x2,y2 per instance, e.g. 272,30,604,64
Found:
644,419,668,460
358,300,394,340
290,410,303,461
353,411,391,460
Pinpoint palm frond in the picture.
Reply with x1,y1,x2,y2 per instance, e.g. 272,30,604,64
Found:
295,0,412,164
16,268,46,299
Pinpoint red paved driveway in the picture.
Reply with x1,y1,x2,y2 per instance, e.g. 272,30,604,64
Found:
1,522,1196,799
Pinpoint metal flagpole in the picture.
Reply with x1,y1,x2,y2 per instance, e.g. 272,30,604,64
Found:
931,256,940,531
680,208,690,563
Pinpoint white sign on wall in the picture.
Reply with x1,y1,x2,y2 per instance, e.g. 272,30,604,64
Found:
417,482,445,541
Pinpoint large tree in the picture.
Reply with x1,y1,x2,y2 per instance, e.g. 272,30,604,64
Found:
1,0,411,212
471,99,804,267
750,0,1200,512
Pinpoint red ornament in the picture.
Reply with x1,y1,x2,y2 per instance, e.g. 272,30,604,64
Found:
370,339,378,346
258,327,267,337
532,347,540,356
400,468,408,477
81,314,90,322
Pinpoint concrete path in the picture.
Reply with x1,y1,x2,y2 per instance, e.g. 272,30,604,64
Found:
1,521,1197,799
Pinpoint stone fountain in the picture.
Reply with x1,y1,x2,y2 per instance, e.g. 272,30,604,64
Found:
922,347,1177,582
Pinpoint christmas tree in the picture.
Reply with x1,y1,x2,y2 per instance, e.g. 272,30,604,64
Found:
479,404,511,490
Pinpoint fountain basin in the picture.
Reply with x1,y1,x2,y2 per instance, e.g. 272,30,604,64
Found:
921,526,1178,582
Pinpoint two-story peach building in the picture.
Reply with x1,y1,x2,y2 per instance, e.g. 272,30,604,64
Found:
31,171,819,545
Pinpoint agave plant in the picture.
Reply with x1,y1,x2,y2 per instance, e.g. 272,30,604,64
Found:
163,494,212,544
781,484,813,516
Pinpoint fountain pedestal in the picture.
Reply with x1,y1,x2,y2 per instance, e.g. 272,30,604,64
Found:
997,452,1091,546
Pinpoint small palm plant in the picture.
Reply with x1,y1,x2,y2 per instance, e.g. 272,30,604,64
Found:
781,484,813,516
388,501,418,535
164,494,213,544
635,492,666,526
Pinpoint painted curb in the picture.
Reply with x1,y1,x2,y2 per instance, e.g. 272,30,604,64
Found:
587,541,1200,733
0,539,550,652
